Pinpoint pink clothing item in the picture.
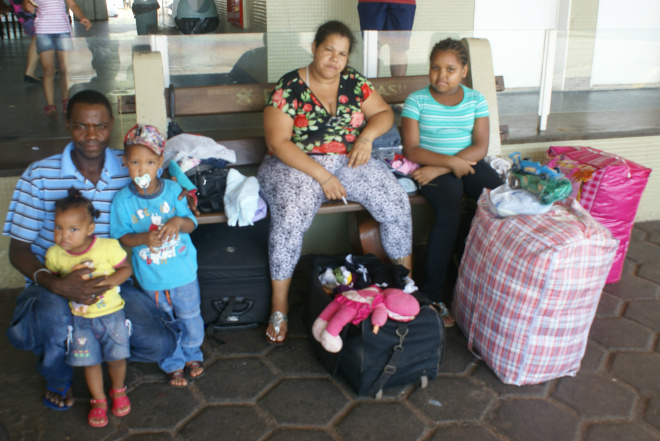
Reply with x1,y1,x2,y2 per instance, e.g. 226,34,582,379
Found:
34,0,72,34
388,153,419,175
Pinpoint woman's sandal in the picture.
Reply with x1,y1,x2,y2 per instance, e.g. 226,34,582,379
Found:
267,311,288,344
61,99,69,115
167,369,188,388
88,398,108,428
432,302,456,328
44,104,57,115
184,360,204,380
109,386,131,417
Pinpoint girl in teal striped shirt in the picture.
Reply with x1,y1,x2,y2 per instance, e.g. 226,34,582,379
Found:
401,38,502,326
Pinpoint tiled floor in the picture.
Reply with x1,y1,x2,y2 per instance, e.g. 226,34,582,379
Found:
0,221,659,441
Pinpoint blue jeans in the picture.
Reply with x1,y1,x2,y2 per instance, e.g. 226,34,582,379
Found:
144,280,204,374
36,33,73,54
66,310,131,366
6,279,178,390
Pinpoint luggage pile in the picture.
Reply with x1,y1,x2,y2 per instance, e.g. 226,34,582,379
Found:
303,255,445,398
454,192,618,385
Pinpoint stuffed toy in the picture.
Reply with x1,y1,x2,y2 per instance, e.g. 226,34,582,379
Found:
312,286,383,353
370,288,420,334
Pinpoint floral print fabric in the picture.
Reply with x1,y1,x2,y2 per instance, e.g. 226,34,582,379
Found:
266,67,374,155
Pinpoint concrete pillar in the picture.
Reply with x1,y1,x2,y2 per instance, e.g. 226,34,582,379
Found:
132,51,168,137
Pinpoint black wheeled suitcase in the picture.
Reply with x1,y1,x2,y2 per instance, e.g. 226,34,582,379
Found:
302,254,445,398
191,219,271,332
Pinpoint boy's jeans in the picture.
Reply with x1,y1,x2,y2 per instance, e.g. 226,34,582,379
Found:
144,279,204,373
7,279,178,391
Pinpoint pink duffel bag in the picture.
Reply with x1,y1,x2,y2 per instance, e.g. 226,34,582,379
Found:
546,146,652,283
454,191,618,385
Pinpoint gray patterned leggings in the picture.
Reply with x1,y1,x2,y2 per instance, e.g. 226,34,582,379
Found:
257,155,413,280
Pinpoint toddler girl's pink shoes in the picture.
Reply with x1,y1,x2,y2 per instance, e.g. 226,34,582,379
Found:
109,386,131,417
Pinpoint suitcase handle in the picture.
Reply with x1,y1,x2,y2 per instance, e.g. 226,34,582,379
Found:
366,326,409,398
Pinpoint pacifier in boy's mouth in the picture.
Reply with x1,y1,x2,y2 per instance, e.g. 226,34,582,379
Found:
134,174,151,188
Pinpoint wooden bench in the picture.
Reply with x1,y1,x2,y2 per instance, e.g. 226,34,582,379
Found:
119,75,443,224
123,38,504,226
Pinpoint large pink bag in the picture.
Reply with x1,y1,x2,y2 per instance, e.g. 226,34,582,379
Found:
546,146,652,283
454,192,617,385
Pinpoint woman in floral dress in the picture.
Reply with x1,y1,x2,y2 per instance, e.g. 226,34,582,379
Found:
258,20,413,343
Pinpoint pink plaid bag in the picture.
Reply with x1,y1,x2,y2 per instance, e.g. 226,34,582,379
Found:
546,146,652,283
453,191,618,385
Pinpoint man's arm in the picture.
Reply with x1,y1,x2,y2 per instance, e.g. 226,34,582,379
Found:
10,239,106,304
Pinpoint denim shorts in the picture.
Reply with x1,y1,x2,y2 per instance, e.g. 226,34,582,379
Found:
36,33,74,54
66,310,131,366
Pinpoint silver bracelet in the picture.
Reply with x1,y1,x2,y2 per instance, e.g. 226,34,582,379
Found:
33,268,51,286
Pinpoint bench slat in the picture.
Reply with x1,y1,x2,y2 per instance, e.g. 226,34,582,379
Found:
196,193,428,225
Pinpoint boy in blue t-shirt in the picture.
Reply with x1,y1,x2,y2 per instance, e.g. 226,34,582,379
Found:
110,124,203,388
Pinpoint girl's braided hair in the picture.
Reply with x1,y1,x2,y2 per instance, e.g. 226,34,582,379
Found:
55,187,101,220
430,38,469,66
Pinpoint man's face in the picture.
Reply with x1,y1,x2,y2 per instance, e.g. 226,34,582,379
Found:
66,103,114,161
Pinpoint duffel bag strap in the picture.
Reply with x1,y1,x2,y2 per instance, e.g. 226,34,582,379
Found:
366,325,409,398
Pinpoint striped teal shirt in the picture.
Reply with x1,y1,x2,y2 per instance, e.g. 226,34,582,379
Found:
3,143,131,275
401,84,489,156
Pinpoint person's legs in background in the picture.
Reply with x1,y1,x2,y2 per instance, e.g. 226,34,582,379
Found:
37,43,58,114
382,3,416,77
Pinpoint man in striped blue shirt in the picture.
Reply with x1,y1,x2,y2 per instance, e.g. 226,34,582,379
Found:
4,90,177,411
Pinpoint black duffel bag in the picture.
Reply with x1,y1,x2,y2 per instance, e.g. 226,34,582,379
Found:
186,165,228,213
302,254,445,398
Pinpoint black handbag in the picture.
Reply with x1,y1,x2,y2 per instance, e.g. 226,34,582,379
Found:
186,165,229,213
303,254,445,398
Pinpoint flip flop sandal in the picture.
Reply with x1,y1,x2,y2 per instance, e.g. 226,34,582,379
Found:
184,360,204,380
432,302,456,328
109,386,131,417
44,105,57,115
267,311,288,344
167,369,188,388
43,382,73,411
88,398,108,428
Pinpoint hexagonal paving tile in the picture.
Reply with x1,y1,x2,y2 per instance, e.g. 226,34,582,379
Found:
259,378,348,425
620,258,638,277
336,402,425,441
35,404,119,441
121,382,199,430
552,373,636,417
645,396,660,431
624,300,660,331
265,337,330,377
471,363,550,397
203,327,272,358
197,357,277,403
630,227,647,242
122,433,175,441
596,292,624,317
625,241,660,264
438,331,477,374
491,398,579,441
649,231,660,246
635,221,660,234
428,424,502,441
408,377,494,422
589,317,654,350
610,352,660,394
604,277,660,301
583,422,660,441
579,340,608,373
639,262,660,284
178,405,270,441
266,428,335,441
